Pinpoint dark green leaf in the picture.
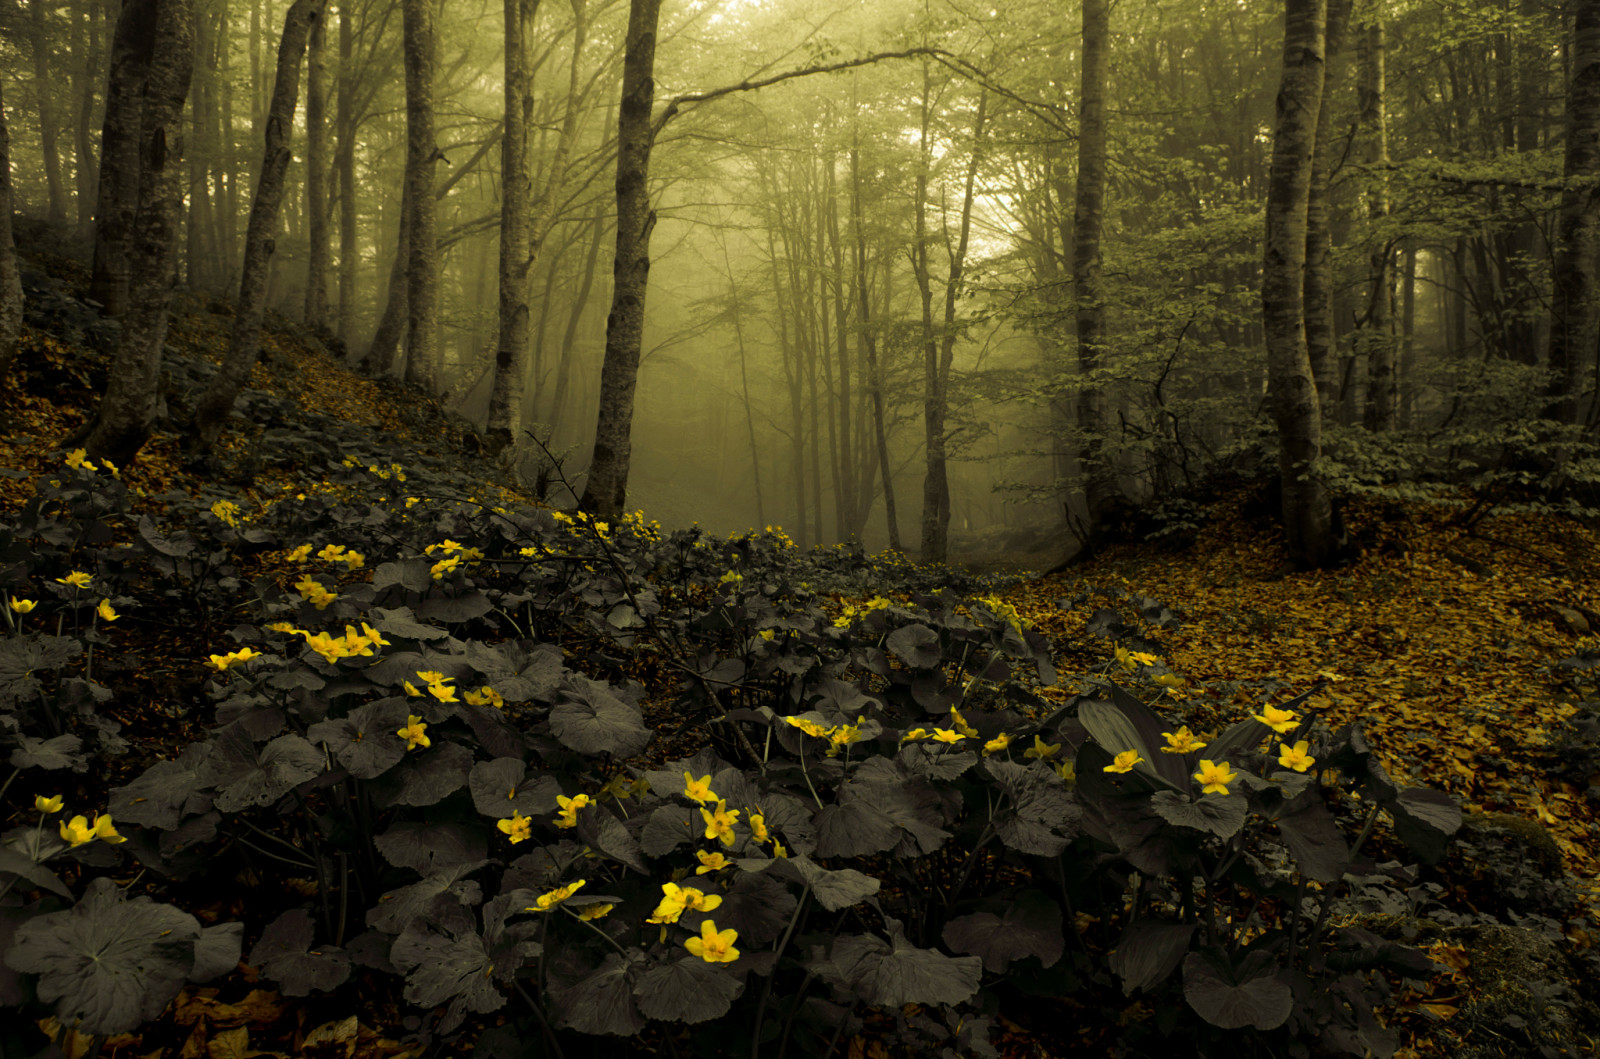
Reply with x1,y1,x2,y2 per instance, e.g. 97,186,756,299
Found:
549,678,652,757
378,741,474,807
109,744,213,829
10,734,86,771
469,757,562,819
634,957,744,1024
6,877,200,1034
1388,787,1462,864
248,909,351,997
778,854,880,912
191,922,244,982
816,920,981,1007
1182,951,1292,1030
366,863,486,934
206,729,325,812
306,701,409,780
641,804,697,857
1109,919,1195,994
552,952,647,1036
375,820,489,874
1268,791,1351,882
390,915,506,1033
941,890,1063,973
1151,790,1247,839
717,871,796,946
886,624,942,669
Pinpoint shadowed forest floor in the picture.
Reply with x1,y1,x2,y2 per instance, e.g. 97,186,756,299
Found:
3,247,1599,1058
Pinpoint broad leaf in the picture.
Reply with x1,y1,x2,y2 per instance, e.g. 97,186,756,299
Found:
1387,787,1462,864
816,921,982,1007
634,957,744,1023
1268,791,1351,882
367,863,486,934
10,733,86,771
1183,951,1293,1030
248,909,351,996
6,877,200,1034
549,678,652,757
551,952,648,1036
1109,919,1195,994
205,728,325,812
306,701,409,780
377,741,474,807
778,854,881,912
941,890,1063,973
469,757,562,819
641,804,697,857
1151,790,1247,839
390,914,508,1033
716,871,796,946
886,624,943,669
109,744,213,829
375,820,489,874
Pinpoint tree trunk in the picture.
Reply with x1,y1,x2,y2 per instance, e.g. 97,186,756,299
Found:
401,0,438,393
335,0,356,347
1359,16,1396,431
1264,0,1339,568
32,0,69,223
361,178,409,374
89,0,159,318
1304,0,1348,411
82,0,194,465
303,0,328,329
486,0,539,454
1547,0,1600,425
1074,0,1117,549
71,0,104,236
579,0,663,517
544,208,606,440
187,0,324,455
0,77,25,387
850,136,899,551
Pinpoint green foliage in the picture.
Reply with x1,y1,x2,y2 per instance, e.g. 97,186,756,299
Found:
0,449,1466,1057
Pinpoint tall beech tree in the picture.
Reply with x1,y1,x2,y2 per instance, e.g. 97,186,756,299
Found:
1074,0,1116,548
188,0,326,455
1263,0,1339,567
81,0,194,466
1548,0,1600,425
0,77,24,388
88,0,160,318
580,0,663,517
401,0,438,393
303,0,329,330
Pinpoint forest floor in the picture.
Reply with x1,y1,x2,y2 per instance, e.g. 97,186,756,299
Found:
2,246,1599,1058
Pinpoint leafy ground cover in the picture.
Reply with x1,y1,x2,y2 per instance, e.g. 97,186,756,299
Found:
0,255,1597,1059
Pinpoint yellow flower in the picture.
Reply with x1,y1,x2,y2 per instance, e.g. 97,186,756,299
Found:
1159,727,1207,754
59,815,96,847
1277,740,1316,773
9,597,37,614
463,686,503,708
770,840,787,859
648,882,722,924
398,715,430,750
529,879,586,912
426,540,465,555
758,629,776,641
783,716,830,739
96,599,118,622
1115,645,1135,671
339,626,375,657
826,722,862,757
303,632,348,663
92,813,126,844
405,496,423,508
285,544,314,563
497,811,532,844
1154,673,1186,689
100,458,119,477
901,728,930,743
982,733,1012,756
294,577,335,609
1129,650,1160,666
427,682,459,703
1103,749,1144,774
360,622,390,647
695,850,730,874
1193,759,1237,795
430,556,460,580
576,903,613,921
342,550,365,570
949,707,978,738
65,448,96,471
683,772,716,804
56,571,92,589
748,812,769,844
35,795,63,814
316,544,347,562
416,670,448,685
1055,760,1076,783
684,920,740,964
1251,706,1301,735
555,793,591,828
700,799,742,846
208,647,263,671
931,728,964,744
403,681,422,697
1024,735,1061,761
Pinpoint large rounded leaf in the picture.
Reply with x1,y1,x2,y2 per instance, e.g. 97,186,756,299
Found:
549,679,651,757
1182,952,1292,1030
814,921,982,1008
634,957,744,1023
941,890,1064,973
6,877,200,1034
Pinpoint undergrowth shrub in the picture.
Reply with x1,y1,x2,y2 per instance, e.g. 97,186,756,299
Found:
0,449,1464,1058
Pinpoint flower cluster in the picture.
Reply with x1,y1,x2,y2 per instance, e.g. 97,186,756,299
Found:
294,576,337,610
462,685,505,708
555,793,592,829
783,714,866,756
831,595,893,628
405,670,457,702
975,594,1027,633
38,797,126,847
208,647,263,671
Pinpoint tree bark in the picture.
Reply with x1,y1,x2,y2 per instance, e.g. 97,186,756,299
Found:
0,76,25,387
579,0,663,517
361,178,409,375
486,0,539,455
1358,16,1396,432
89,0,159,318
32,0,69,223
82,0,194,466
303,0,328,329
187,0,324,455
850,135,899,551
401,0,438,393
1547,0,1600,425
1074,0,1117,549
1264,0,1339,568
335,0,356,347
1304,0,1347,412
71,0,104,236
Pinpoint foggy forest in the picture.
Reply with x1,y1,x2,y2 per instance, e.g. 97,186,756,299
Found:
1,0,1599,1056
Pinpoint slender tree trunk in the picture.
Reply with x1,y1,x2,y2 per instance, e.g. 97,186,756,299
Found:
850,135,899,551
1304,0,1348,411
1264,0,1339,568
401,0,438,392
32,0,69,223
89,0,159,318
71,0,103,236
0,77,25,387
1547,0,1600,425
825,154,856,538
545,208,606,440
721,248,766,529
1359,16,1397,431
486,0,540,453
336,0,356,347
217,0,238,279
303,0,328,328
82,0,194,465
1400,243,1417,427
188,0,324,454
1074,0,1117,548
579,0,663,517
185,0,212,288
362,178,409,374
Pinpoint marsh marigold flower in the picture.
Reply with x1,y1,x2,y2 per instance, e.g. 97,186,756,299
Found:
982,733,1012,756
93,813,125,844
1103,749,1144,774
35,795,63,814
56,571,92,589
685,920,740,963
96,599,118,622
398,715,430,750
59,815,97,847
1024,735,1061,761
528,880,585,912
701,799,741,846
555,793,591,828
1193,759,1237,795
577,903,613,921
1160,727,1207,754
695,850,730,874
1277,740,1316,773
9,597,37,614
1251,706,1300,735
497,811,532,844
683,772,716,804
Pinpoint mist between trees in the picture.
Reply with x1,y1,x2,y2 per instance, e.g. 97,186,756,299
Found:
2,0,1597,568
